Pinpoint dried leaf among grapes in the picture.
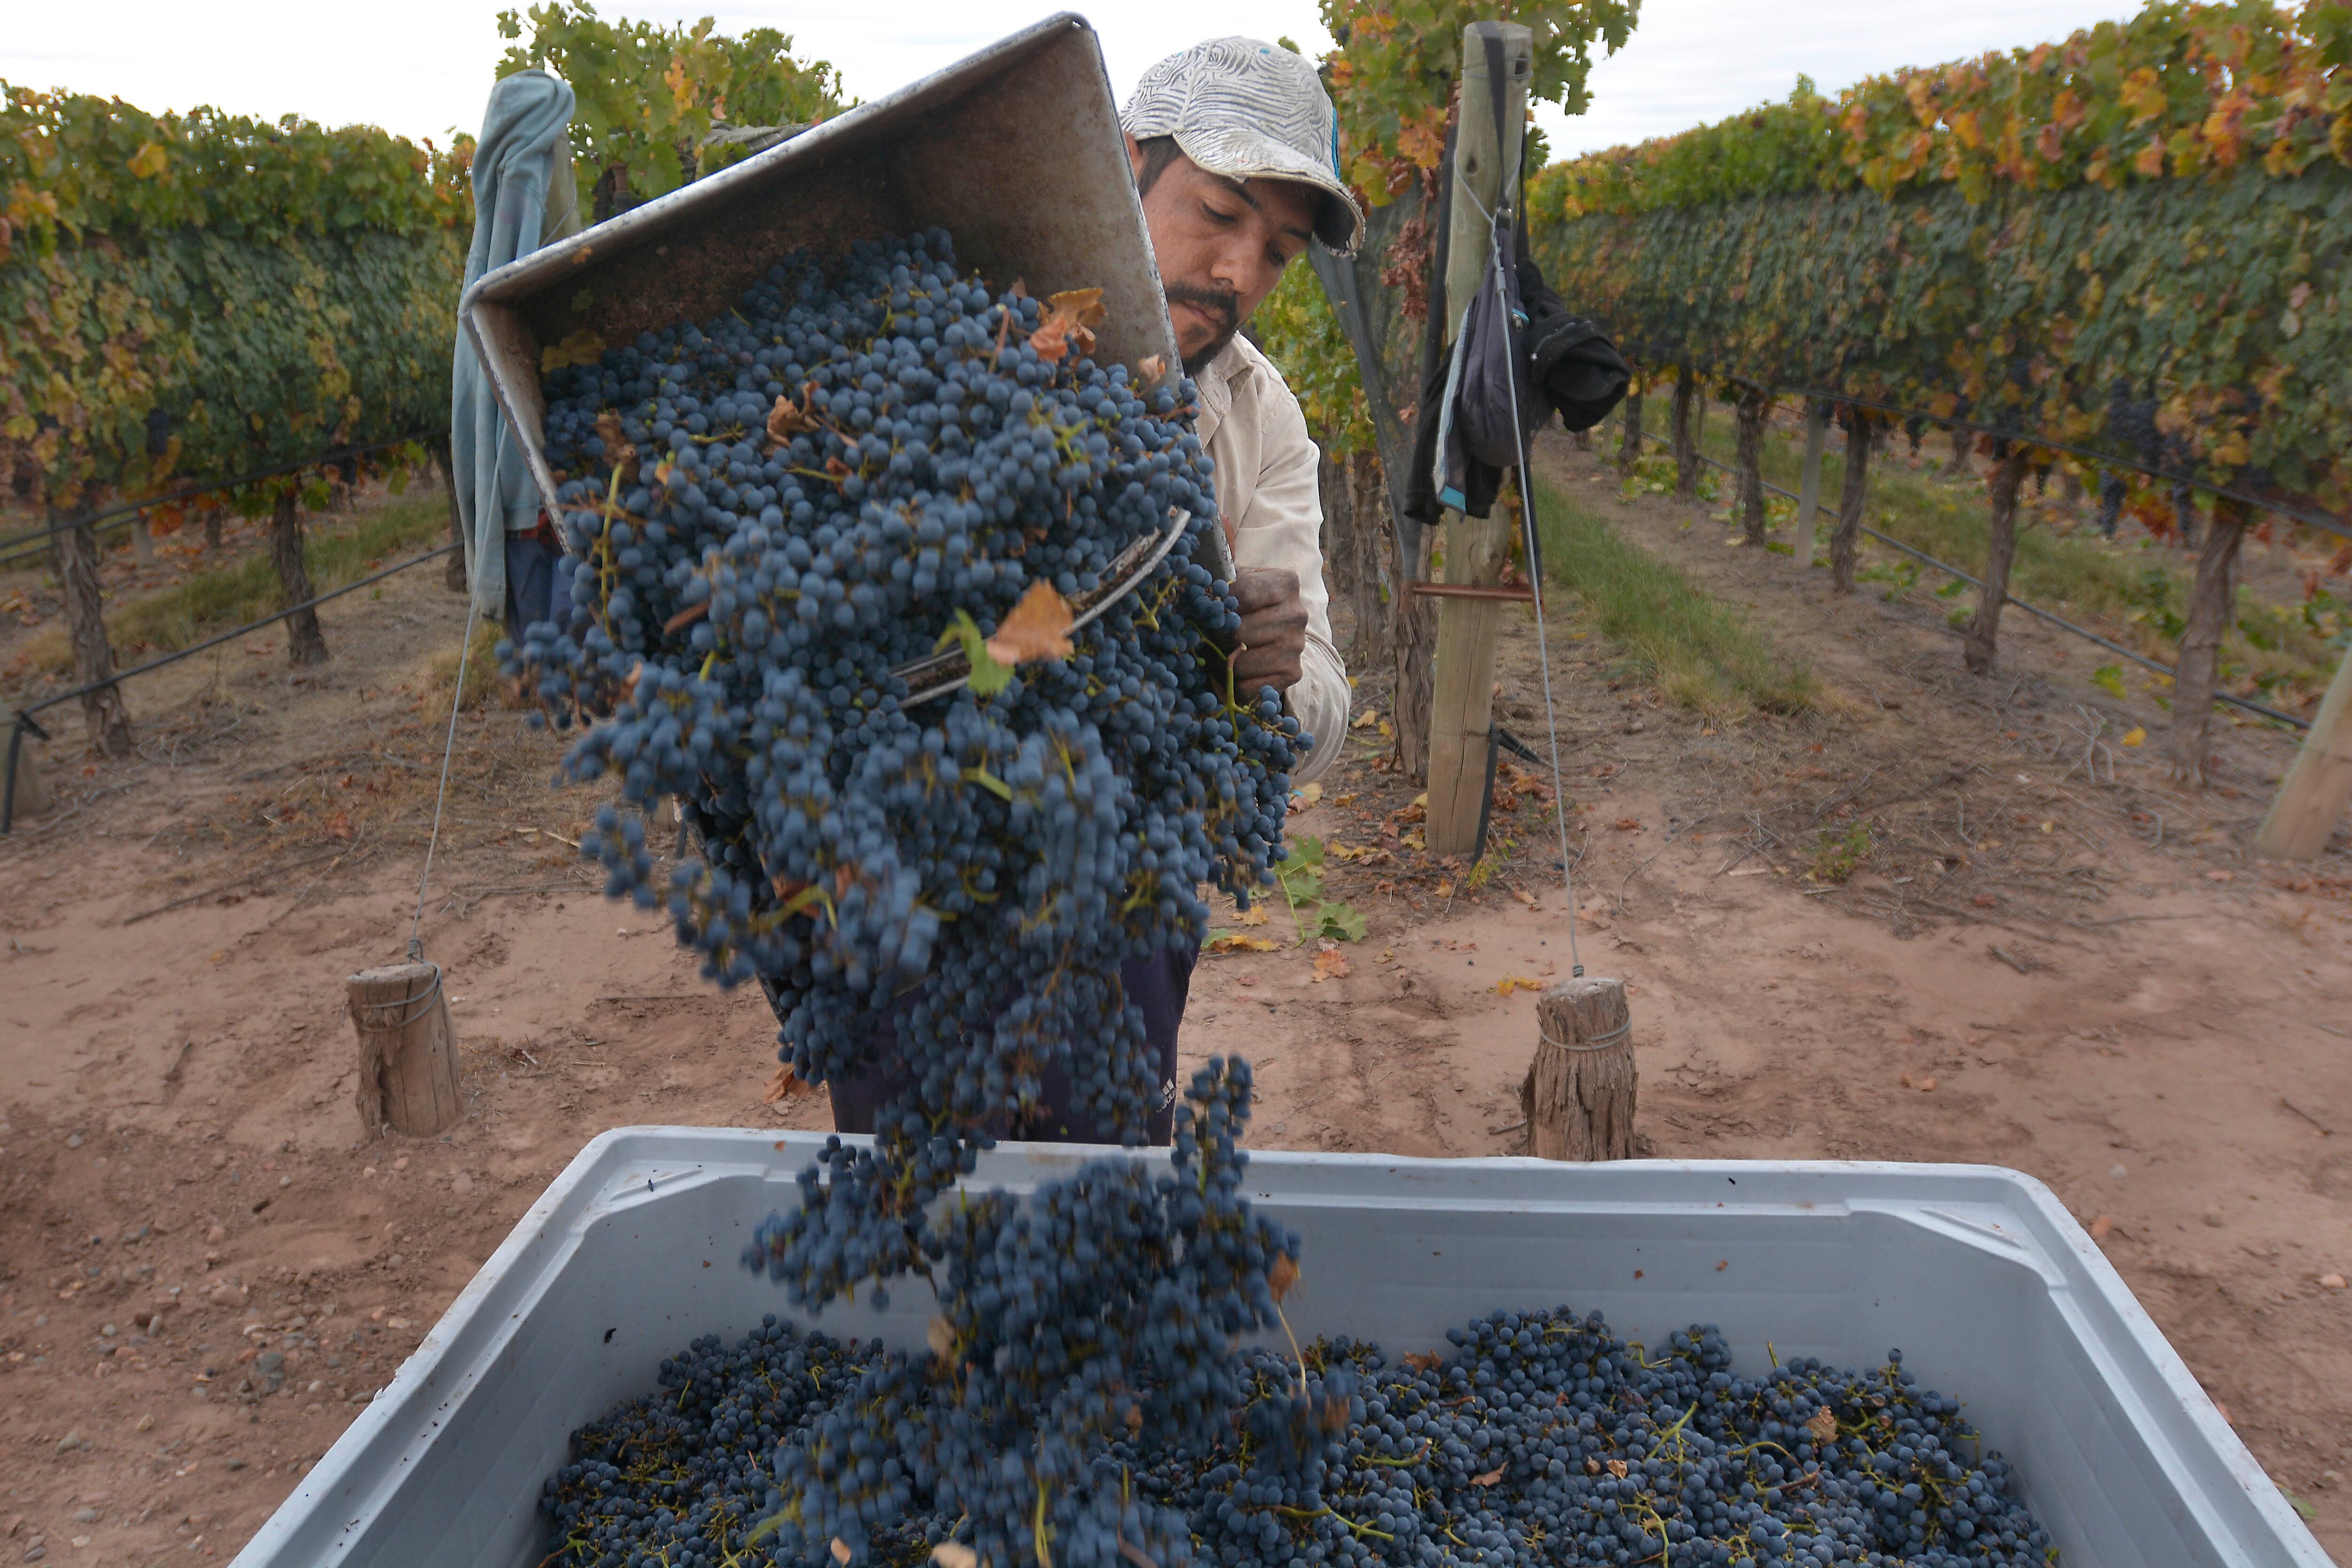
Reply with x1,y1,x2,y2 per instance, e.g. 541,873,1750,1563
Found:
766,384,822,446
1267,1252,1300,1304
594,410,638,478
1401,1351,1444,1373
1030,287,1107,364
1135,352,1168,384
832,1540,852,1565
984,581,1075,665
1471,1465,1505,1487
930,1546,979,1568
928,1314,955,1359
1606,1458,1629,1480
1806,1406,1838,1444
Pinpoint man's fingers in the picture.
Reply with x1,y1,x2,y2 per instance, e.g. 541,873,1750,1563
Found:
1229,567,1300,612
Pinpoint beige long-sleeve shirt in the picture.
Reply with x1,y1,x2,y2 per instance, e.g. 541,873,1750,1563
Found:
1193,334,1350,784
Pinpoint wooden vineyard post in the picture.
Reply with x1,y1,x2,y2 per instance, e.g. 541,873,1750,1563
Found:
1792,398,1828,569
1520,977,1637,1161
2257,643,2352,858
1733,386,1769,545
4,709,53,821
348,962,463,1138
1422,20,1532,856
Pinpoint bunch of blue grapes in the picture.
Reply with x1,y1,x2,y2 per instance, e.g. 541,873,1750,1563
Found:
509,226,1298,1162
543,1257,2057,1568
509,231,1306,1565
755,1059,1302,1568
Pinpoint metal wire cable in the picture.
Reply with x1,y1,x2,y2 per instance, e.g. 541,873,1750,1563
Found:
1463,179,1584,977
1636,427,2312,731
408,592,481,963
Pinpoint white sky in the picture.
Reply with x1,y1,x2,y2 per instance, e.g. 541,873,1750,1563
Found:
3,0,2145,162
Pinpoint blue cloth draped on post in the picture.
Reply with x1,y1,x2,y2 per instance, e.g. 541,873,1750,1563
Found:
451,69,578,622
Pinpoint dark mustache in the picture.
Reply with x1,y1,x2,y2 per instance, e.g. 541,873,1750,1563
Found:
1164,284,1240,331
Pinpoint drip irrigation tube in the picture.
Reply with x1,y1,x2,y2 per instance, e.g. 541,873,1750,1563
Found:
1625,429,2312,731
3,541,460,834
0,429,447,564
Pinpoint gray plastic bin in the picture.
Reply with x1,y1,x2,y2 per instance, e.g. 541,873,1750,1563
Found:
230,1130,2327,1567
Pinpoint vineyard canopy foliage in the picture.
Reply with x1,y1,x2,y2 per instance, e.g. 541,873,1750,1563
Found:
0,84,470,509
495,1,849,216
1525,0,2352,515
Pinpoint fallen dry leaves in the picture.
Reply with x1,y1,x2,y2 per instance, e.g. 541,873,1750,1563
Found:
1311,941,1352,982
1204,933,1280,955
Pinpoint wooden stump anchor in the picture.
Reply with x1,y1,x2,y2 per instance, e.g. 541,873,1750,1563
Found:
348,961,463,1138
1520,976,1637,1161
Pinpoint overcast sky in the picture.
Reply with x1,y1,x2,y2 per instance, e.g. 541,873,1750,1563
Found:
4,0,2145,162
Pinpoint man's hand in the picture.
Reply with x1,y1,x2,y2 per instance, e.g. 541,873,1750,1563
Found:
1228,567,1307,697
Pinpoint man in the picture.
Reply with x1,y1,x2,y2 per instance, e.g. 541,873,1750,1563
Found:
817,38,1357,1144
1122,37,1357,789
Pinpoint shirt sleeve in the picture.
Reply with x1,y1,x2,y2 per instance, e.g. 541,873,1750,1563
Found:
1230,369,1351,785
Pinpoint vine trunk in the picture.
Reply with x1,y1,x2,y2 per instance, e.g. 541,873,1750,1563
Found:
50,516,134,758
272,490,329,667
1963,446,2032,677
2172,497,2252,788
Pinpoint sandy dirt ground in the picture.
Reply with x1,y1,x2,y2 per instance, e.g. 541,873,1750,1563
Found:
0,455,2346,1564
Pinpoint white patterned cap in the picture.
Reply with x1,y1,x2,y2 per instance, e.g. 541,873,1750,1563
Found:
1121,38,1364,257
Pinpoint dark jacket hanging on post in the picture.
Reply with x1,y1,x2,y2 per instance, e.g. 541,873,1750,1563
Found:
1401,192,1630,549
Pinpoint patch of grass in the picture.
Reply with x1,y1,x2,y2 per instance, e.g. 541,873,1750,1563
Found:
420,616,513,713
26,493,449,675
1670,400,2345,712
1530,472,1813,717
1808,821,1872,883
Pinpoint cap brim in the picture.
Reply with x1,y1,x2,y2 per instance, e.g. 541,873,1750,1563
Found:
1172,127,1364,257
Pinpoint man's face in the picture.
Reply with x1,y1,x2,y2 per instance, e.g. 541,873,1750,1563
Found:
1127,137,1319,374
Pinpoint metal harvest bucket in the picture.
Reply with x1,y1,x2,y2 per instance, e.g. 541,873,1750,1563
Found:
458,13,1184,522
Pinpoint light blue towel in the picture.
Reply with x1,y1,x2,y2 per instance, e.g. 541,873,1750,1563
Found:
451,70,577,622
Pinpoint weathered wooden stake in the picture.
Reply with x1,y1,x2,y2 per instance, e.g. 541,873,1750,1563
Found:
1792,399,1828,568
1733,386,1769,545
1423,19,1532,856
348,962,463,1138
4,709,53,820
1521,977,1637,1161
2257,637,2352,858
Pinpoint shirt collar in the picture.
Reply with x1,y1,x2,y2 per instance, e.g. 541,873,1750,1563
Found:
1192,338,1247,448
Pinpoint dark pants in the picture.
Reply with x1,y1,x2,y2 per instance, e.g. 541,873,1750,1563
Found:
770,947,1196,1147
504,532,562,631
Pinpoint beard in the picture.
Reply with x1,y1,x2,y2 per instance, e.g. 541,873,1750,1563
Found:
1166,282,1242,376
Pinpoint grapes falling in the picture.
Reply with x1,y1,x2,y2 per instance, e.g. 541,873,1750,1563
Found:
509,231,1309,1564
